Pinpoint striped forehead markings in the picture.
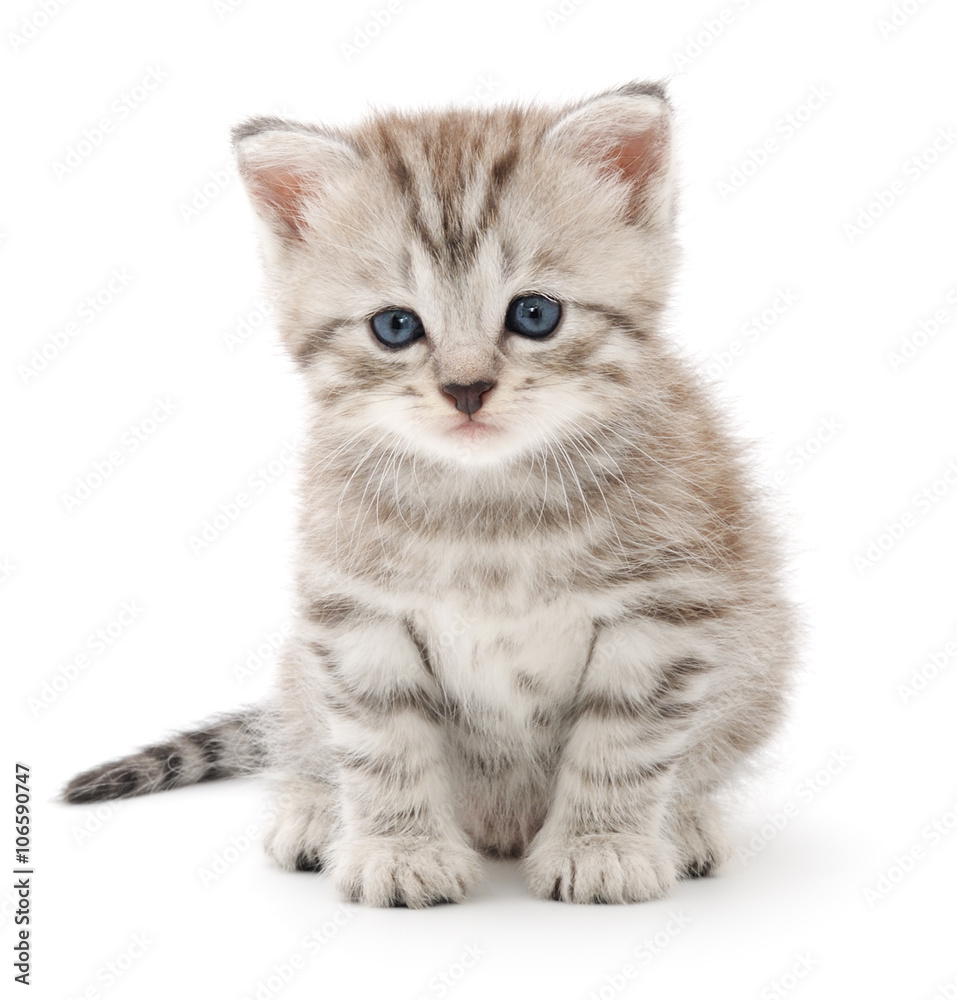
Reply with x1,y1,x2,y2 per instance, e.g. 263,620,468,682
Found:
377,122,522,273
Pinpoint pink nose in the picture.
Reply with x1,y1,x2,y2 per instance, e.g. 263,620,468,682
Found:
441,381,496,416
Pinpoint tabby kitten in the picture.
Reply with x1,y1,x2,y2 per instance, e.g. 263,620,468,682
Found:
64,82,795,906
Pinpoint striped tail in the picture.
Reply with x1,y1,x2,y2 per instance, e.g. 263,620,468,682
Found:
61,707,270,804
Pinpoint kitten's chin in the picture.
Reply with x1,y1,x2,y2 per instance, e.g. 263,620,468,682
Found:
416,416,522,465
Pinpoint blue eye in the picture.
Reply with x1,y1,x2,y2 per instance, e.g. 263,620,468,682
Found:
370,308,425,348
505,295,562,338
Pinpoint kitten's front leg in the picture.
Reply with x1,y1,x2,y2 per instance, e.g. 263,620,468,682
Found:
303,612,481,908
525,622,720,903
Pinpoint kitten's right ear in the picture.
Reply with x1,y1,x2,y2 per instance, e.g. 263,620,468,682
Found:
546,82,675,228
232,117,359,242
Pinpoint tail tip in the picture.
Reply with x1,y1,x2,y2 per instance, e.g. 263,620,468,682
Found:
60,766,141,804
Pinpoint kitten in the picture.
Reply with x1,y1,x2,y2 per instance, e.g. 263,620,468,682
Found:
63,81,796,906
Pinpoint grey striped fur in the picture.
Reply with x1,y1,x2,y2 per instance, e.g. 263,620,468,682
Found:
63,82,796,907
62,710,267,803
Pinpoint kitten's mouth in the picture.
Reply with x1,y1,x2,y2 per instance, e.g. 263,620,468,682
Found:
451,416,495,437
446,414,502,445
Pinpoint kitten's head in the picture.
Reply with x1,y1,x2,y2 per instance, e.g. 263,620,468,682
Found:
233,83,678,468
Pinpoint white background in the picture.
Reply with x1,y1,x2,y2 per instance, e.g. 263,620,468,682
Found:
4,0,957,997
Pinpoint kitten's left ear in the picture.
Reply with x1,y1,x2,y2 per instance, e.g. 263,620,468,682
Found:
232,116,359,241
547,81,675,227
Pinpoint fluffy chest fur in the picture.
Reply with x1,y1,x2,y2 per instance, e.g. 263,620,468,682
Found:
412,595,595,853
414,594,594,730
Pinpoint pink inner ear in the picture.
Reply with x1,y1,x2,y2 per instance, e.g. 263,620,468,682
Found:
249,166,314,239
592,120,669,224
602,127,663,187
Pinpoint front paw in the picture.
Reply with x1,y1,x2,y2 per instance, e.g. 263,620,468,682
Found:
330,835,483,908
524,832,678,904
264,780,338,873
667,798,730,879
